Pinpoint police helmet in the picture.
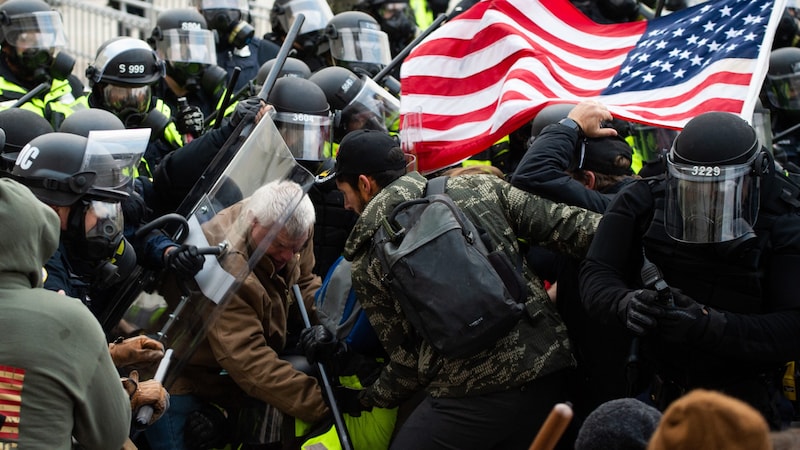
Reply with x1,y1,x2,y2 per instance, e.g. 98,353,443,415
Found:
193,0,253,47
309,66,400,141
10,132,129,206
59,109,125,137
323,11,391,77
256,57,312,86
0,108,53,173
357,0,416,54
270,0,334,41
530,103,575,139
267,77,332,162
765,46,800,111
665,112,766,244
0,0,69,79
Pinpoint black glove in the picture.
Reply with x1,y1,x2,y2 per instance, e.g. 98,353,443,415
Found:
230,97,265,128
299,325,345,365
165,244,205,279
334,386,372,417
655,290,726,344
176,104,204,138
617,289,665,336
184,403,231,450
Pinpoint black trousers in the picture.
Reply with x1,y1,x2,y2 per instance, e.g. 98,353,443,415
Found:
389,370,577,450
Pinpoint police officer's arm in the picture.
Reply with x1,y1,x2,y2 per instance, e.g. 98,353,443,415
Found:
578,180,655,324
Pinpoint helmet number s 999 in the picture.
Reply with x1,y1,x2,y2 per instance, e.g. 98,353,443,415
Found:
118,64,147,76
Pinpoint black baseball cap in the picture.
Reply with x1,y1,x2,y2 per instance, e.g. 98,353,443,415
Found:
333,129,406,177
577,135,634,176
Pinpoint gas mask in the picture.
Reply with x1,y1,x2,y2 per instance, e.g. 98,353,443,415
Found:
202,8,254,49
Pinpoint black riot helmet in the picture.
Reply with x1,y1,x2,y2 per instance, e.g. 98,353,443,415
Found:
322,11,392,77
150,8,227,96
59,108,125,137
256,57,312,87
356,0,416,56
309,65,400,142
764,46,800,111
0,0,74,83
193,0,254,49
0,108,53,173
665,112,767,244
270,0,334,54
86,37,166,124
530,103,575,139
267,77,332,165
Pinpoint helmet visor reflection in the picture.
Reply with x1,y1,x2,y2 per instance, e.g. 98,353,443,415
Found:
102,84,152,115
273,112,331,160
329,28,391,66
2,11,67,49
277,0,333,35
766,71,800,110
85,200,123,243
156,29,217,65
342,76,400,132
664,152,760,243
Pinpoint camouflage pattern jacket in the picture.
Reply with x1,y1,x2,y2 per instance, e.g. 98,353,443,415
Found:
342,172,602,408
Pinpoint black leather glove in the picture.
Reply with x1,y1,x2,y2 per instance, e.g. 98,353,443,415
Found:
164,244,205,279
299,325,344,365
655,290,727,344
230,97,265,128
184,403,231,450
334,387,372,417
176,104,204,138
617,289,665,336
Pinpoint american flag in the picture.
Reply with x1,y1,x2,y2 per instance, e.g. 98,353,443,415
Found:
399,0,787,172
0,366,23,442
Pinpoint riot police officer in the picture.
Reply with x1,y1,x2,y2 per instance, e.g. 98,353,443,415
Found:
0,0,86,130
579,111,800,429
195,0,280,92
266,0,335,72
320,11,393,78
86,36,183,172
763,46,800,170
149,8,230,139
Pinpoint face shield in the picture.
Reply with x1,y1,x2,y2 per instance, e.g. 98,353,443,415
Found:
102,84,152,118
273,111,332,161
83,128,150,196
664,151,760,244
195,0,249,14
156,28,217,66
275,0,334,36
328,27,391,69
2,11,67,51
765,68,800,111
629,124,678,164
341,76,400,133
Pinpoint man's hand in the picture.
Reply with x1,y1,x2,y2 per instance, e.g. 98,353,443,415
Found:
164,244,205,279
176,104,204,138
109,335,165,368
122,370,170,425
568,100,618,139
655,290,726,344
618,289,665,336
299,325,344,364
230,97,269,128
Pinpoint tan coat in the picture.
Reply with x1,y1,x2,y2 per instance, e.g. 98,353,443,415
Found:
170,200,327,423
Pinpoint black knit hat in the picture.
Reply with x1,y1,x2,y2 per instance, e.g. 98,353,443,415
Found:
578,135,635,176
574,398,662,450
333,129,406,177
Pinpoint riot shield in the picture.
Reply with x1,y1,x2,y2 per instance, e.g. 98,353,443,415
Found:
131,115,316,392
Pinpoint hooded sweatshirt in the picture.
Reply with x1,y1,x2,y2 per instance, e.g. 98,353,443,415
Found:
0,178,131,449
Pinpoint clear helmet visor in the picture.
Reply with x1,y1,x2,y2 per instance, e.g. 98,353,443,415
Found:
85,200,124,242
765,71,800,111
329,28,391,67
156,29,217,65
102,84,152,115
341,76,400,133
665,153,760,243
1,11,67,49
629,124,678,163
273,112,332,161
83,128,150,193
277,0,334,35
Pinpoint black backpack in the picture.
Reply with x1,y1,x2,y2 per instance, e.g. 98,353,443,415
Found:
371,176,526,358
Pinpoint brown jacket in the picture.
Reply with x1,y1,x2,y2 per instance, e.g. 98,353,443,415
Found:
170,200,327,422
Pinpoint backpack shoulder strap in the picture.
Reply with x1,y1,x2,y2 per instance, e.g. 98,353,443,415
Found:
425,176,449,197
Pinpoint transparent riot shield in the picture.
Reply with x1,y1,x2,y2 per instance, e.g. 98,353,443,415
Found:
133,115,315,393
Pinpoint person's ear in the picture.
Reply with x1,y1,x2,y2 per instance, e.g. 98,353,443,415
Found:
357,174,372,196
584,171,597,190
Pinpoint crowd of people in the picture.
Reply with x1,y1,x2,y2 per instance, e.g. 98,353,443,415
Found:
2,0,800,449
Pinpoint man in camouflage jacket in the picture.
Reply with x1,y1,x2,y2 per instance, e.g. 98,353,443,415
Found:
331,129,602,449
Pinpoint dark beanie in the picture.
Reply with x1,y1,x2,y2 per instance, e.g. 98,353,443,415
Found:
579,135,635,176
575,398,662,450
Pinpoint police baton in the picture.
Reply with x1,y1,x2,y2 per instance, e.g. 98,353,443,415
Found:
292,284,354,450
11,81,51,108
